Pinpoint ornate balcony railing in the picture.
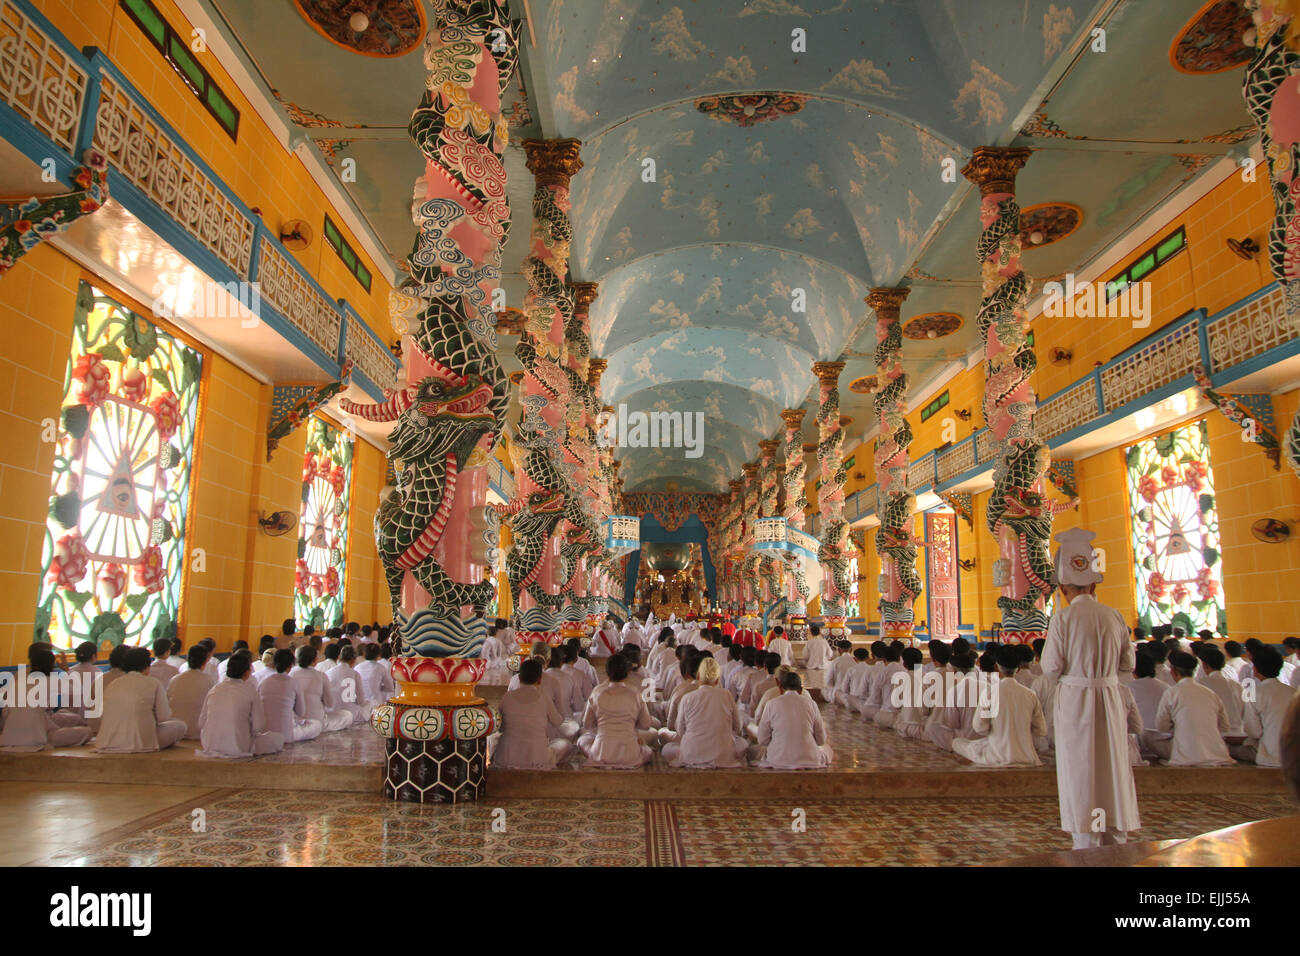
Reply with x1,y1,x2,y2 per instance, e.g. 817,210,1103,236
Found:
0,0,86,154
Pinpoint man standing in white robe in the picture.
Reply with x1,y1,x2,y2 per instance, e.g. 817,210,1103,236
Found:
1040,527,1140,850
767,627,794,668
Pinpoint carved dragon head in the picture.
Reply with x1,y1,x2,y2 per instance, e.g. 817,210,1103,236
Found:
343,374,495,465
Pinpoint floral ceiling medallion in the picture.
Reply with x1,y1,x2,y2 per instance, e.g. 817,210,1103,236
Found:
902,312,963,340
1170,0,1253,75
293,0,426,57
848,375,878,394
1019,202,1082,249
695,92,809,127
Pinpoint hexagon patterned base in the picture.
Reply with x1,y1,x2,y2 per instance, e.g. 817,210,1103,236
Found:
384,737,486,804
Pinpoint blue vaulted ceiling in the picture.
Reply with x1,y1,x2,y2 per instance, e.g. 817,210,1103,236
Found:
204,0,1264,492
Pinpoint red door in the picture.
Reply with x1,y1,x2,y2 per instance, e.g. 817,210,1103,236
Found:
926,512,959,641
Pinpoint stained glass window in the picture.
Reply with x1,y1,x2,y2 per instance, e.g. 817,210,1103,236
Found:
1125,419,1225,634
36,282,203,651
294,417,353,630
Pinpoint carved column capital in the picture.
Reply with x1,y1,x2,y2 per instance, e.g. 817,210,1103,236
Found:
523,138,584,187
812,360,846,386
780,408,806,431
588,358,608,389
866,286,910,319
571,281,599,315
961,146,1031,196
758,439,780,460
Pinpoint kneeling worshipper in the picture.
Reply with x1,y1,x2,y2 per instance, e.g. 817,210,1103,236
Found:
802,625,832,693
1142,651,1235,767
767,626,793,668
662,656,748,768
924,651,984,751
1236,646,1294,767
544,650,583,736
743,652,781,717
291,645,354,733
167,645,217,740
95,646,187,752
149,637,181,688
327,644,372,725
892,647,931,739
1040,527,1141,849
0,646,92,752
259,649,323,744
952,645,1046,767
577,653,654,769
659,650,702,739
824,640,855,706
197,652,284,758
750,671,833,769
63,641,101,724
561,642,595,707
592,618,622,659
492,658,574,769
355,642,396,710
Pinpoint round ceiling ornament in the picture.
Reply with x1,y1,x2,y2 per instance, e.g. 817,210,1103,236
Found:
293,1,426,57
848,375,878,394
1018,203,1082,249
1170,0,1254,75
902,312,963,340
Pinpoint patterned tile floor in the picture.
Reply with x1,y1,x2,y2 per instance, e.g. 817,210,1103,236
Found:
13,784,1295,867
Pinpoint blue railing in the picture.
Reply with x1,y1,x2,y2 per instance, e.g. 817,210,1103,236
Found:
0,0,398,401
845,281,1297,522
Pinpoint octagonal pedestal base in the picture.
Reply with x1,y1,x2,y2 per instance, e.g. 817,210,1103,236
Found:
383,737,486,803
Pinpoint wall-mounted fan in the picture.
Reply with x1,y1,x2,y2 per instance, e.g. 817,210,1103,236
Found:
258,510,298,536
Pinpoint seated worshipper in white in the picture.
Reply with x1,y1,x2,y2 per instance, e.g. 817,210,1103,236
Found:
662,656,748,768
95,646,187,752
290,645,353,733
215,640,249,680
167,645,217,740
1281,636,1300,687
892,647,931,739
1193,643,1244,738
576,653,654,769
1221,640,1250,683
659,645,691,708
1030,637,1046,677
561,641,594,709
751,671,833,769
569,637,598,689
873,642,913,729
1013,644,1037,687
925,651,986,751
149,637,181,688
767,626,794,668
481,626,508,673
492,658,574,769
730,646,765,707
197,652,284,758
61,641,101,725
259,648,323,744
592,618,622,659
824,640,855,706
743,652,782,718
355,642,396,710
802,625,832,691
252,649,276,684
1232,646,1293,768
659,651,702,742
620,644,649,700
544,648,582,735
840,646,874,713
0,647,92,751
317,641,342,674
866,643,905,723
647,628,677,685
1141,651,1235,767
327,644,372,725
506,642,551,691
952,646,1046,767
719,642,745,692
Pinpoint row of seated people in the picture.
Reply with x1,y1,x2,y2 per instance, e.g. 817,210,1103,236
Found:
490,627,833,770
824,635,1295,769
0,636,395,758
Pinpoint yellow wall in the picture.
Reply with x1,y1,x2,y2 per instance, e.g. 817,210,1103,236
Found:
891,164,1296,643
0,249,387,666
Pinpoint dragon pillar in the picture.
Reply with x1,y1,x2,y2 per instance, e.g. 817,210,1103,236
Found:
780,408,811,614
342,0,519,802
868,287,922,643
813,361,850,625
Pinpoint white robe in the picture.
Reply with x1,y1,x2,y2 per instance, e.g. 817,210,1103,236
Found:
1153,679,1233,766
354,659,395,708
258,671,322,742
290,665,353,732
167,668,216,740
1242,677,1293,768
754,692,832,769
149,658,180,688
952,677,1045,767
1127,676,1167,731
1040,593,1140,833
0,672,92,751
767,636,794,668
577,681,652,768
1197,669,1244,736
493,684,570,769
95,672,186,752
197,677,284,757
327,663,371,724
803,636,832,671
664,684,746,767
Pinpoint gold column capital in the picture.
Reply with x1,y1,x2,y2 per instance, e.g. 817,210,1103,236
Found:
571,281,599,314
866,286,910,318
780,408,806,431
523,138,584,187
812,360,845,386
961,146,1032,196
